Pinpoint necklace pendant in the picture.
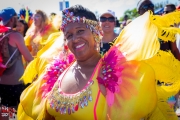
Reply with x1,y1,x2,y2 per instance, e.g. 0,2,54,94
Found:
71,104,75,113
68,106,71,115
75,103,79,111
88,95,92,101
80,101,84,108
55,106,59,112
84,96,88,106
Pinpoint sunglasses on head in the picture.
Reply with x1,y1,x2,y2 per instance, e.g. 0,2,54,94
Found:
100,17,115,22
141,4,154,10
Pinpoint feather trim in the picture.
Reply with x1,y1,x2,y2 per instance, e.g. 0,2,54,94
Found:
20,58,38,84
145,50,180,84
150,10,180,42
144,86,178,120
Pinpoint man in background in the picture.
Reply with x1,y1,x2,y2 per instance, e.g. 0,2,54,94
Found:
137,0,154,15
0,7,32,120
163,4,180,60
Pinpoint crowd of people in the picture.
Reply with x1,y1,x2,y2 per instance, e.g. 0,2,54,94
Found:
0,0,180,120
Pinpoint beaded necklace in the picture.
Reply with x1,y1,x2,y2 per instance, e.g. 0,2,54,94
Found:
48,59,101,115
49,79,94,115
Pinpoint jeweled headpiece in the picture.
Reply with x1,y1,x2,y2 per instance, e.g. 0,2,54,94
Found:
60,9,103,43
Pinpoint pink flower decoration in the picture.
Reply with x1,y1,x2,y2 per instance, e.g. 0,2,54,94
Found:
97,46,125,106
41,52,75,98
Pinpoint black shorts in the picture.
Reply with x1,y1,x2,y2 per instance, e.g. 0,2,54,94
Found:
0,84,26,107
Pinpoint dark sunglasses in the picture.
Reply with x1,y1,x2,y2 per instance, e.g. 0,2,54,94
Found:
141,4,154,10
100,17,115,22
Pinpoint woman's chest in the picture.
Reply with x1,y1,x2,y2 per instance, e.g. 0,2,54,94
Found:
47,77,107,120
60,67,95,93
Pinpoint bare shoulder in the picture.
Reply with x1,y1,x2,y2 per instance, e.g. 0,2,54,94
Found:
9,31,24,42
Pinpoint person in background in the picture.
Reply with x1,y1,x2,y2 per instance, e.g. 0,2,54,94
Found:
162,4,180,61
115,17,120,27
137,0,154,15
51,14,62,31
126,19,132,25
16,19,29,37
163,4,180,116
25,10,58,58
164,4,176,14
19,7,33,27
0,7,33,120
49,12,57,22
176,5,180,54
120,17,132,30
121,15,128,29
99,10,118,55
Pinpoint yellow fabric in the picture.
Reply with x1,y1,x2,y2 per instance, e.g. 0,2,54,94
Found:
143,51,180,120
18,72,47,120
21,32,63,84
145,50,180,84
144,86,178,120
25,8,29,23
37,32,62,57
107,61,157,120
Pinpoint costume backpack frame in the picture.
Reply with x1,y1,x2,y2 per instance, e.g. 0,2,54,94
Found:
0,31,18,76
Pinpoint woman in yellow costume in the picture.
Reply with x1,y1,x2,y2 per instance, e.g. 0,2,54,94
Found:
25,9,58,58
18,5,180,120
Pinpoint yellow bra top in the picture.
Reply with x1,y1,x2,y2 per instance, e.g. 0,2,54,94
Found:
46,63,107,120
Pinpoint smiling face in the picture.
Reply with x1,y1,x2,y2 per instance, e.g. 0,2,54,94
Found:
64,22,97,61
33,13,43,27
16,21,25,35
100,14,115,34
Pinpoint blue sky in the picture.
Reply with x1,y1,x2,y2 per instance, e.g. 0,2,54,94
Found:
0,0,179,18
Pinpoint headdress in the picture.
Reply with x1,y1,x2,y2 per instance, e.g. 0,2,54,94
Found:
60,9,103,45
19,7,33,27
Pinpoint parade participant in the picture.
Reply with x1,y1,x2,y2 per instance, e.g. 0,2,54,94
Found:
0,7,33,120
137,0,154,15
17,5,180,120
99,10,118,55
162,4,180,60
24,9,58,57
19,7,33,27
16,19,29,37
